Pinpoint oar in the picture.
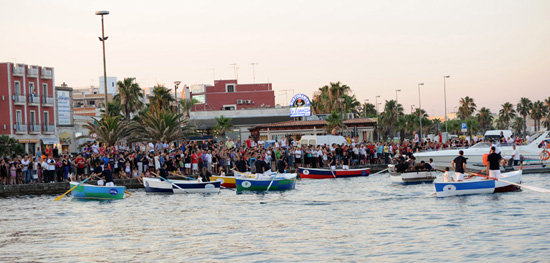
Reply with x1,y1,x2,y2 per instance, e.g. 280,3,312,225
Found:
54,176,91,201
151,172,186,192
329,166,336,178
371,168,389,176
469,173,550,193
169,171,195,180
265,174,276,193
124,190,132,196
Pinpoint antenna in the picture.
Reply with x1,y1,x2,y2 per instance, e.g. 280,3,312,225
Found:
229,63,238,80
250,62,258,83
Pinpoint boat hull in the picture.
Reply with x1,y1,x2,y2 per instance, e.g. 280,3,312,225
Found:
211,175,236,188
143,177,221,194
70,182,125,200
298,167,370,179
434,170,522,197
235,176,297,193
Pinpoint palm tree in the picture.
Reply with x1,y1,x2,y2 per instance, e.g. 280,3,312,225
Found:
311,82,356,114
530,100,547,132
134,108,192,143
149,84,174,111
511,117,524,135
101,101,123,118
544,97,550,130
341,94,361,117
325,111,344,135
213,115,233,139
476,107,493,133
457,96,476,120
180,98,198,119
83,115,132,146
0,135,25,157
498,102,516,129
516,97,532,135
362,103,377,118
114,78,144,120
379,100,404,138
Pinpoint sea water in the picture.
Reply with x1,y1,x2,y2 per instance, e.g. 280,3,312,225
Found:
1,173,549,262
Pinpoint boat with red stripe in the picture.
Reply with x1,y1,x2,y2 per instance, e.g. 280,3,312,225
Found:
298,167,370,179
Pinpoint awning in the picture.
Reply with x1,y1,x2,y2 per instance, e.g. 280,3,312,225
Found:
18,139,40,143
41,138,60,145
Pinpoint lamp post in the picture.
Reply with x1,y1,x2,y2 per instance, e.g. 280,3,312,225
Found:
95,10,110,115
418,83,424,141
174,81,181,139
338,97,345,136
443,75,450,133
411,104,415,114
375,95,380,116
395,89,401,102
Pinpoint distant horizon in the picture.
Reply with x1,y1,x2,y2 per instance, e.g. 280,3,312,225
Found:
2,0,549,117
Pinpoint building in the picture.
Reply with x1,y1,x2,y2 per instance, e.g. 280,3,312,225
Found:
99,76,117,95
0,62,57,153
249,118,378,143
188,79,275,111
73,86,113,117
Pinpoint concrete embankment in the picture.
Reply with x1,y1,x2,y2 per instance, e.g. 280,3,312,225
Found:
0,165,389,197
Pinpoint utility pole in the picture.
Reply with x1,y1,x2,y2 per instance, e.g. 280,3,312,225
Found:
95,10,110,115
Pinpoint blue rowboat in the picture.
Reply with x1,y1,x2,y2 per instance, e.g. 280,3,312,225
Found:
434,170,522,197
143,177,221,194
69,182,125,200
235,173,297,193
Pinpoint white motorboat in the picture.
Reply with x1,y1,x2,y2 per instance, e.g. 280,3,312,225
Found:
388,164,437,184
415,131,550,170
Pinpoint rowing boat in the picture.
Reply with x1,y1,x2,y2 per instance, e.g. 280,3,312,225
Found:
298,167,370,179
69,181,125,200
233,171,297,193
434,170,522,197
143,177,221,194
388,164,437,184
211,175,236,188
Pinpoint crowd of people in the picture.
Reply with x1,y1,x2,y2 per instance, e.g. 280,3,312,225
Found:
0,132,535,185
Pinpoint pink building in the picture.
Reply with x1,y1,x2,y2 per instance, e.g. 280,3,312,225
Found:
0,62,57,153
190,79,275,111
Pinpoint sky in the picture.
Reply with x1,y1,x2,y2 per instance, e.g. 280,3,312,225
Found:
1,0,549,116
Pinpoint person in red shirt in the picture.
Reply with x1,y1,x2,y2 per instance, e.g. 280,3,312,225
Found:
74,154,86,181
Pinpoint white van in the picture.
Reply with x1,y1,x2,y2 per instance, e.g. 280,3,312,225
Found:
300,135,348,146
484,130,513,141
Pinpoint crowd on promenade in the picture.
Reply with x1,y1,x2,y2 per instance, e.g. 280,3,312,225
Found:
0,132,534,185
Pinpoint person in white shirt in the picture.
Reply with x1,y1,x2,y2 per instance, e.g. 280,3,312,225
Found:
511,144,520,166
46,157,56,183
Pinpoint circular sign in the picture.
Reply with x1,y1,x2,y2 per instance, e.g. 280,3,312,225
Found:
303,170,310,175
205,184,215,189
361,170,367,176
109,189,118,195
241,181,252,188
443,185,456,192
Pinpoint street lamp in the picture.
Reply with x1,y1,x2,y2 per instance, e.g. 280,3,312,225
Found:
411,104,415,114
375,95,380,116
418,83,424,141
443,75,450,133
95,10,109,115
395,89,401,102
338,97,345,136
174,81,181,139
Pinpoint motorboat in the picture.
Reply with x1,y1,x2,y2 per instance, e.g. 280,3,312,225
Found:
415,131,550,170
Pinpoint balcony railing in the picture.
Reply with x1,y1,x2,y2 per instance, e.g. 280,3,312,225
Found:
42,96,54,106
43,123,55,133
28,94,40,104
14,123,27,133
13,65,25,76
29,124,41,133
28,67,39,78
13,95,26,104
41,68,53,79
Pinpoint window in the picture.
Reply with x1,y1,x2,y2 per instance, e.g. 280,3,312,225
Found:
42,83,48,97
16,110,22,124
43,111,49,125
29,82,35,95
223,105,236,110
226,84,235,93
30,111,36,125
14,81,21,95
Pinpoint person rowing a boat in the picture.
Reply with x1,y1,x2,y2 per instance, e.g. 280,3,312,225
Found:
486,146,505,180
451,150,467,182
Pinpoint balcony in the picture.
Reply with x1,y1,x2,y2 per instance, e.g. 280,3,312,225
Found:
28,94,40,105
13,95,26,105
13,65,25,76
29,124,41,133
14,123,27,134
41,68,53,79
43,123,55,133
42,96,54,106
28,67,39,78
